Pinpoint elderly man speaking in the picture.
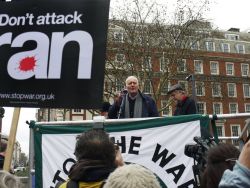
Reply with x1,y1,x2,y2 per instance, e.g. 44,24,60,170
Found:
108,76,159,119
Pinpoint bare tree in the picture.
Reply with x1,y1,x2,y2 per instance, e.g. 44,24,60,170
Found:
105,0,213,113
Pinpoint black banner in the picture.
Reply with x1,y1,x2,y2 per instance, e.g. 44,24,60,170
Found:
0,0,110,108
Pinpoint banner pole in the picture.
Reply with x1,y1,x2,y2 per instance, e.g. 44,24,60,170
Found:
28,121,35,188
3,107,21,171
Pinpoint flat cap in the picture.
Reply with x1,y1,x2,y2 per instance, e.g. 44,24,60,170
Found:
167,84,183,95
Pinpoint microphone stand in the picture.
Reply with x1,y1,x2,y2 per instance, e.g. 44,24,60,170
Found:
118,96,125,119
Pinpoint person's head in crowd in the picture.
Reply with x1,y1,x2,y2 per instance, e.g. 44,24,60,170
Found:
125,76,139,97
0,139,7,153
201,143,240,188
219,139,250,187
74,129,117,166
167,84,185,101
0,170,25,188
0,139,8,170
56,129,123,188
100,101,111,118
103,164,161,188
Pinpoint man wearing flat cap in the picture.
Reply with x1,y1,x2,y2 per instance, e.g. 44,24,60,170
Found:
167,84,197,115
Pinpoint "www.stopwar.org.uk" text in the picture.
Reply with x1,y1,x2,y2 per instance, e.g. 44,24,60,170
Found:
0,93,55,101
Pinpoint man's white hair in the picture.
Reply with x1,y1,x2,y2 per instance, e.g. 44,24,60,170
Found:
125,76,139,85
103,164,161,188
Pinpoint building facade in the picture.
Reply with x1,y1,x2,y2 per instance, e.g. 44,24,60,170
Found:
105,22,250,145
36,108,95,122
170,29,250,143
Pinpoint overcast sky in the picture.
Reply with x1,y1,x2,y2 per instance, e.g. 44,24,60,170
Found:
2,108,36,155
205,0,250,32
2,0,250,156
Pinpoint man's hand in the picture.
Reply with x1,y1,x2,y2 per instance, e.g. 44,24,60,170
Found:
239,139,250,169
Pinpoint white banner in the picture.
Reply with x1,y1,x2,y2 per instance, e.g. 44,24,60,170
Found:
42,120,201,188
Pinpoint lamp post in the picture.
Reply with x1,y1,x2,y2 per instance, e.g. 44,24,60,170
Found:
0,107,5,151
186,74,198,111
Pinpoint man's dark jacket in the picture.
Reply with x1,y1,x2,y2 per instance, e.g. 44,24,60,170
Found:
108,92,159,119
174,96,197,116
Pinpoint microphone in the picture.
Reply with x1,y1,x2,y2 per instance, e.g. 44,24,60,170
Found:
118,96,125,119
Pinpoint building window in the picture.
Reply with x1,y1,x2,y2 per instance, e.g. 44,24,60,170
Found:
191,41,199,50
243,84,250,98
229,103,238,114
197,102,206,114
196,82,205,96
216,123,225,140
210,61,219,75
161,100,172,116
143,80,151,93
115,53,125,62
217,125,226,143
178,81,188,92
116,79,124,92
136,36,143,45
113,32,124,43
213,103,223,114
225,34,239,40
143,56,152,70
226,63,234,76
73,109,82,113
158,37,166,47
236,44,245,54
221,43,230,53
212,82,221,97
177,59,187,72
205,41,215,51
231,125,240,145
245,104,250,112
241,63,249,77
194,60,203,74
227,83,236,97
216,124,225,138
162,82,170,94
160,57,168,72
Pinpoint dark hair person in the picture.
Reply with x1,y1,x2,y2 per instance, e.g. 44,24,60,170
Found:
56,129,123,188
201,143,240,188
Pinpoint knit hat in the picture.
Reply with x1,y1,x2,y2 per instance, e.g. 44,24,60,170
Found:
103,164,161,188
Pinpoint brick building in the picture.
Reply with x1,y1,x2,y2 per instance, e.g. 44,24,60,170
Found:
105,22,250,145
170,29,250,143
36,108,94,122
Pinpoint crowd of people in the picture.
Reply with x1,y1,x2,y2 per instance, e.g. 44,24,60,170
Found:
56,129,250,188
1,76,250,188
54,129,250,188
55,129,161,188
0,128,250,188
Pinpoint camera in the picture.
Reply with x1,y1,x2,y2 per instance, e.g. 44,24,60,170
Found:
184,136,217,188
184,144,204,159
185,137,214,162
